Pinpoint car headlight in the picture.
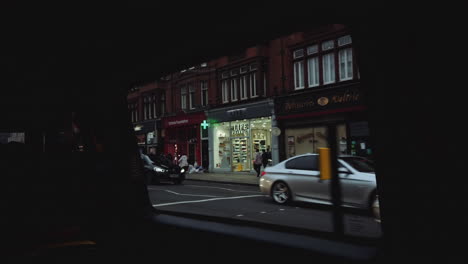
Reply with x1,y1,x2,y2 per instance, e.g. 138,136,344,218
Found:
154,167,166,173
180,168,185,173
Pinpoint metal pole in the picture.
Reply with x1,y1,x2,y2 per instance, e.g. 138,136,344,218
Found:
328,124,344,236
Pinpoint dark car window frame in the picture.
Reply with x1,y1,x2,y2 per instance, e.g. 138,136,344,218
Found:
285,155,318,170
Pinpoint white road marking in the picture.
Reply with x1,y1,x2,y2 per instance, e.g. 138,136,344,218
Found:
153,195,263,207
279,209,285,211
148,188,221,198
260,211,267,214
185,184,260,194
236,214,244,217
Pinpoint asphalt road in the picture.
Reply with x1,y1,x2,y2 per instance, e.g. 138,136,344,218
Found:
147,180,382,238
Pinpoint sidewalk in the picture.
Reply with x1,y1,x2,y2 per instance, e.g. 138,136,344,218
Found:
184,171,260,186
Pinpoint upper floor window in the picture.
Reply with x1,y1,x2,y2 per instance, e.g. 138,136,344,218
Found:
292,35,353,90
338,35,352,46
201,81,208,107
307,57,319,87
294,61,304,89
128,102,138,123
250,73,258,98
230,79,238,102
222,80,229,103
322,53,335,84
240,75,248,100
322,40,335,51
189,84,195,109
249,63,258,71
240,66,248,74
293,49,304,59
339,48,353,81
181,86,187,110
307,45,318,55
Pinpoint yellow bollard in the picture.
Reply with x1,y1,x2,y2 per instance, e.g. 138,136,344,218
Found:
319,148,332,180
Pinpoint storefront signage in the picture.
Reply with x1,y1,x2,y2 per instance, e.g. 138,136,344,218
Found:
227,108,247,118
208,100,272,123
163,112,206,128
231,123,249,137
201,120,210,129
276,86,363,116
168,119,189,126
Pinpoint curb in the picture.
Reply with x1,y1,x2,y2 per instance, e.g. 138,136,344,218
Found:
185,178,258,187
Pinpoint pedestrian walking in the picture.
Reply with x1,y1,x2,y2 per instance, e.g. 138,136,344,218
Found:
178,153,189,172
253,149,263,177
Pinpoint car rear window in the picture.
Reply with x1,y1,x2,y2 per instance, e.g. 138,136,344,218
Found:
285,155,318,170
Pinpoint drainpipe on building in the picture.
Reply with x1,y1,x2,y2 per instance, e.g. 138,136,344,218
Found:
269,99,279,165
280,38,286,95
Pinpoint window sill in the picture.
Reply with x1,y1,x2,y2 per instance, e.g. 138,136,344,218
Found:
151,212,379,262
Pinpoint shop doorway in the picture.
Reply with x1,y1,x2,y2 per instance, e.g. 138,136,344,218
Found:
231,137,250,172
188,143,196,165
201,140,209,170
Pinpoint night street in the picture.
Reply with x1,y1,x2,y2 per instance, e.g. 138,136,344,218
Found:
148,180,382,238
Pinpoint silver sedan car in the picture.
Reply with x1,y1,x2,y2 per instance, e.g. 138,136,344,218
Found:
260,154,379,219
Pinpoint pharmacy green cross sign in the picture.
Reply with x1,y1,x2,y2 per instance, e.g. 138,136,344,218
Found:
201,120,209,129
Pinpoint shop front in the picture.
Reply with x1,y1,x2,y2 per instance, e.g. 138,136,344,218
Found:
133,120,158,155
275,84,372,160
207,100,275,172
162,112,206,166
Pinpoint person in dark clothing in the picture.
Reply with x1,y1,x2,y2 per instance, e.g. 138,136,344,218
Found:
262,147,271,170
254,148,263,177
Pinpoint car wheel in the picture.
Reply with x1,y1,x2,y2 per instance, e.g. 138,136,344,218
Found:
272,181,290,204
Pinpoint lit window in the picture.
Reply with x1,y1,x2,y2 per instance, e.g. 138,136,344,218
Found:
294,61,304,89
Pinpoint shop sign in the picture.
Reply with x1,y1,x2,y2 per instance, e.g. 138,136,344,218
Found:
231,123,249,137
227,108,247,119
276,87,362,116
168,119,189,126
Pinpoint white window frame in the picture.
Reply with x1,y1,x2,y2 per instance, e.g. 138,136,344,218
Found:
338,35,352,46
181,87,187,110
307,45,318,55
339,48,353,81
189,85,195,109
293,49,304,59
294,61,304,90
222,80,229,103
322,53,335,84
307,57,319,87
322,40,335,51
230,78,238,102
240,75,248,100
201,81,208,106
250,73,258,98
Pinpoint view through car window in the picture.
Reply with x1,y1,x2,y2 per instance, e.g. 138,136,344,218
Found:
126,24,382,241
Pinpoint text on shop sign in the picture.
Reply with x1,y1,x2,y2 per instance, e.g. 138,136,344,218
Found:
231,123,249,137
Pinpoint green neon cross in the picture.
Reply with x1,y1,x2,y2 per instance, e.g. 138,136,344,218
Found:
201,120,209,129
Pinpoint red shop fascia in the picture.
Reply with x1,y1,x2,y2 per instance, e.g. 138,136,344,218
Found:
162,111,206,165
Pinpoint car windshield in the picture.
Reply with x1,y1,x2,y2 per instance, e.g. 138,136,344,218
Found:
340,157,375,173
